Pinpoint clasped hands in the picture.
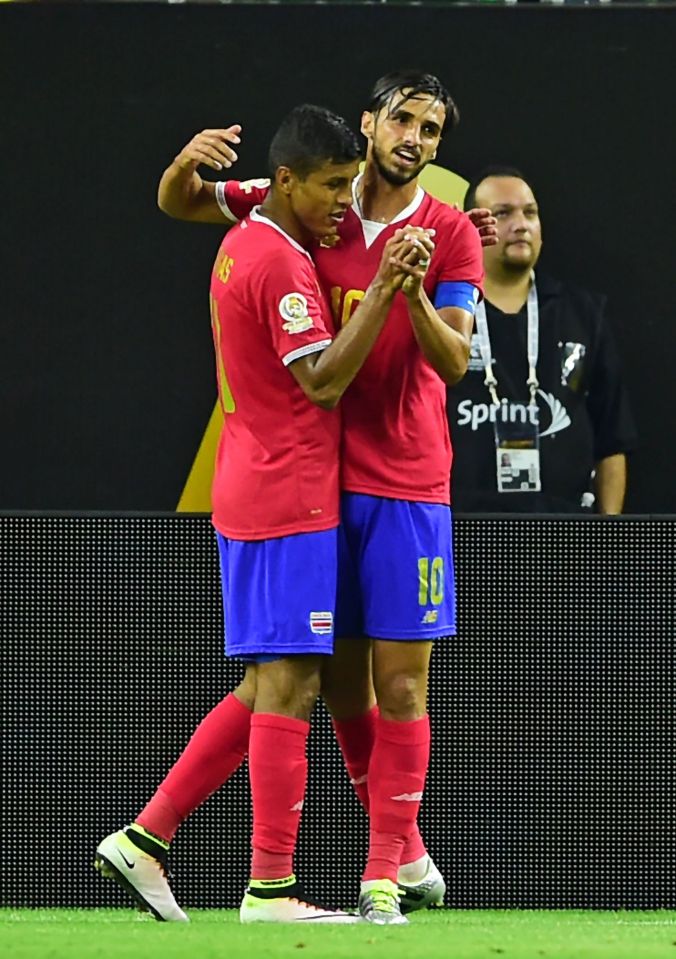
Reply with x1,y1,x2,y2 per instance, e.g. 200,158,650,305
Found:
379,227,436,298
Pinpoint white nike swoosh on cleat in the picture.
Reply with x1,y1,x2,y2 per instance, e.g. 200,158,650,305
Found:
390,792,423,801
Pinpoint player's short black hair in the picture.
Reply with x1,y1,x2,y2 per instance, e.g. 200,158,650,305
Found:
268,104,361,179
464,165,531,211
367,70,459,135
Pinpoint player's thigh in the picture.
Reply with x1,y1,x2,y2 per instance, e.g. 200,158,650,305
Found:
215,528,338,659
354,495,457,640
321,636,375,720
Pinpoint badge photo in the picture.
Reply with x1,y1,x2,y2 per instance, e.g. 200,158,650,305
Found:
279,292,314,334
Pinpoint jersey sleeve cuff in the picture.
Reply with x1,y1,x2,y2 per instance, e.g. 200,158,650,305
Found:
215,181,238,223
282,339,332,367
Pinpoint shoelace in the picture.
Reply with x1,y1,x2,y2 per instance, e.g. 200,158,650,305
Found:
368,888,399,914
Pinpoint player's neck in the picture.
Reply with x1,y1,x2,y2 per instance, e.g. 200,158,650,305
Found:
259,196,312,249
358,163,419,224
484,268,533,315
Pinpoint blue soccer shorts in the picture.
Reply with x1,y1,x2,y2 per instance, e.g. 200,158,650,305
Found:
335,492,456,641
215,527,338,661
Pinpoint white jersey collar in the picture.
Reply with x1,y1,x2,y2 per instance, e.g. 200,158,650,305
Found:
351,172,425,226
250,207,313,261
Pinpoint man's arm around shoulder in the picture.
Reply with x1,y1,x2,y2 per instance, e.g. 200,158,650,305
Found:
158,126,241,223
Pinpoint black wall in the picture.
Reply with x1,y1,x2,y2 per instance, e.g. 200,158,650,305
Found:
2,514,674,909
2,4,675,510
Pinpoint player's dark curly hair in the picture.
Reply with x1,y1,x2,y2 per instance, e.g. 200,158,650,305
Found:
367,70,459,135
463,165,530,211
268,104,361,179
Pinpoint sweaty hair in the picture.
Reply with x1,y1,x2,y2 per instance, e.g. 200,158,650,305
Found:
464,165,530,211
367,70,459,135
267,104,361,179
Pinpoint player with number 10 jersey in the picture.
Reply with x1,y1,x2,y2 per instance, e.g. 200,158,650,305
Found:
217,171,482,640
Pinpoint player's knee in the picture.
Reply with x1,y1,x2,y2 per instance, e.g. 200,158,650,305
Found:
256,660,321,720
375,671,426,720
272,679,319,720
321,663,375,719
322,682,375,721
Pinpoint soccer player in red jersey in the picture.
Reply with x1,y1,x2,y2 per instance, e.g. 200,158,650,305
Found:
99,71,493,926
95,103,432,923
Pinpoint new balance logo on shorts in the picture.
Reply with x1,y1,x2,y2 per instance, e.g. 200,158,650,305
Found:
309,611,333,634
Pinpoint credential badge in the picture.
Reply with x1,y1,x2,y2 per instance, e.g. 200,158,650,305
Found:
468,333,484,371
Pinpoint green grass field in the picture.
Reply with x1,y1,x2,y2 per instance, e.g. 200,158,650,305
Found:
2,909,675,959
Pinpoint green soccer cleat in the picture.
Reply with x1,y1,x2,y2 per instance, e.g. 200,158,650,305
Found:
358,879,409,925
240,880,360,923
94,827,188,922
398,856,446,913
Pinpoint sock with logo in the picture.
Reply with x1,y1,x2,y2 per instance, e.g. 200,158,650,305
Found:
362,714,431,883
135,692,252,842
248,712,310,880
332,706,429,868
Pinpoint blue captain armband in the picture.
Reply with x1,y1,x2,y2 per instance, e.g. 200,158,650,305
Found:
434,281,480,314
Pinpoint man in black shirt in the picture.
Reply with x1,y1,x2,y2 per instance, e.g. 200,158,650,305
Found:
447,167,636,513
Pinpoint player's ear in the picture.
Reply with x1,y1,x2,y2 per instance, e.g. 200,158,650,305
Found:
275,166,295,195
360,110,375,141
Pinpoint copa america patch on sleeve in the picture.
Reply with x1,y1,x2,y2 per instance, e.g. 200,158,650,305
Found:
279,292,314,334
310,611,334,634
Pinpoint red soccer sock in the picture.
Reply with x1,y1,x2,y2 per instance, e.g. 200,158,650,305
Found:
332,706,429,867
332,706,377,813
362,714,431,883
135,692,252,842
248,712,310,880
400,825,429,868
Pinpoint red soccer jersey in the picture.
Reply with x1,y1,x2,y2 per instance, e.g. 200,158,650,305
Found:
217,178,484,504
209,208,340,540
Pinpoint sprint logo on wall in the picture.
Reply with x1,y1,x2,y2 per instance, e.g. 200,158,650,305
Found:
456,391,571,438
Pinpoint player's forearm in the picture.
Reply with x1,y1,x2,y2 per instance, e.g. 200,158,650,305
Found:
308,281,395,407
157,162,223,223
406,292,471,386
594,453,627,514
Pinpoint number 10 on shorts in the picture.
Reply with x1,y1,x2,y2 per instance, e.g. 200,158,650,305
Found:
418,556,444,606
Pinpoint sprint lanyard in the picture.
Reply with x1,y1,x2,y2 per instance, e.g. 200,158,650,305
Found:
474,278,542,493
474,277,539,409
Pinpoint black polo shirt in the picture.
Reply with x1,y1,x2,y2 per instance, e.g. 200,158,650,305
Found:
446,273,637,512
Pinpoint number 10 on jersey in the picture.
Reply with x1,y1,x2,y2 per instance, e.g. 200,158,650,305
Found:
418,556,444,606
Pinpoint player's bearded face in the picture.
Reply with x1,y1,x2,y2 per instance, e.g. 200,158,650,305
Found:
365,92,445,186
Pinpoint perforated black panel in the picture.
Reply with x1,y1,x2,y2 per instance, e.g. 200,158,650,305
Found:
1,514,674,909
